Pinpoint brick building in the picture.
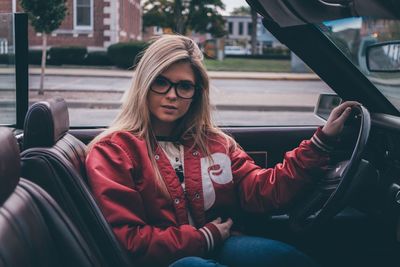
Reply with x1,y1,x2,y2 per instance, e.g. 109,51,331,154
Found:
0,0,142,50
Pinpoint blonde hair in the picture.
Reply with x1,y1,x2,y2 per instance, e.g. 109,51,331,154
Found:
88,34,235,191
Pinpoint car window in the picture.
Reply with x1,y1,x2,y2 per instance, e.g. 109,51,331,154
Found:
0,13,16,126
320,17,400,111
16,1,336,127
27,59,334,127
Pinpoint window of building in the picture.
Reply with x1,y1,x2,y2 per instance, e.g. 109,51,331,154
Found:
239,22,243,35
155,26,163,35
74,0,93,30
228,22,233,35
0,13,16,125
248,22,253,36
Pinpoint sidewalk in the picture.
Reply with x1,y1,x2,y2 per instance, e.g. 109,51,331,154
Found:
34,67,320,81
2,66,400,85
0,66,320,81
25,67,400,85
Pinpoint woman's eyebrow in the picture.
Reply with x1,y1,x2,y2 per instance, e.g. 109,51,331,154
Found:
157,75,168,80
179,79,195,84
158,74,195,84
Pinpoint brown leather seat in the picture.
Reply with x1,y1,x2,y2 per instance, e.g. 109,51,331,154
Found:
20,99,132,267
0,127,101,267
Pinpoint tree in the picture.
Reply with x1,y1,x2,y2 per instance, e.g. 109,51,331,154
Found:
143,0,226,37
19,0,67,95
250,7,258,55
230,6,250,16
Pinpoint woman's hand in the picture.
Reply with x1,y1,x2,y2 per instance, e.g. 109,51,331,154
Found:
322,101,360,137
211,217,233,241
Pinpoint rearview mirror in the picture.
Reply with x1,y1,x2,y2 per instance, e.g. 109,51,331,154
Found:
315,94,342,121
366,41,400,72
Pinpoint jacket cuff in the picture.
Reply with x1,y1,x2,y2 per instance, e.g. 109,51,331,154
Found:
310,127,337,153
198,223,222,252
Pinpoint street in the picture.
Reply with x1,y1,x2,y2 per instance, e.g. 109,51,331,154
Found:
64,108,325,127
1,73,334,126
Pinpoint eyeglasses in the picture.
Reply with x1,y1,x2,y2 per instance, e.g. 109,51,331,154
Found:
150,75,197,99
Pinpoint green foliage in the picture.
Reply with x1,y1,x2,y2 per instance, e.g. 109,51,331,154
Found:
230,6,251,15
0,54,15,65
262,47,291,59
28,50,43,65
19,0,67,33
143,0,226,37
48,46,88,65
107,42,148,69
28,49,113,66
204,58,291,72
226,54,290,60
83,51,113,66
376,20,400,41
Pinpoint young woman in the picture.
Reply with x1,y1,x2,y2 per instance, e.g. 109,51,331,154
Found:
86,34,357,266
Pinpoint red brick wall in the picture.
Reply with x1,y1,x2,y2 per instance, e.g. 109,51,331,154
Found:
0,0,141,49
132,0,142,39
0,1,17,39
0,0,12,12
28,0,108,48
119,0,141,42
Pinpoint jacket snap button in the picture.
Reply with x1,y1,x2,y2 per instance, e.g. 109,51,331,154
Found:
174,198,180,204
192,151,199,156
195,193,200,199
155,154,160,160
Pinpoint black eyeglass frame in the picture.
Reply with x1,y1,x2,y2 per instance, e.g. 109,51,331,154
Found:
150,75,198,99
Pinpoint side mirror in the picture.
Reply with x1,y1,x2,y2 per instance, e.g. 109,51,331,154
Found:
315,94,342,121
366,41,400,72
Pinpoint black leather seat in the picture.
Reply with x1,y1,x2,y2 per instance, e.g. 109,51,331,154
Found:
20,99,132,267
0,127,101,267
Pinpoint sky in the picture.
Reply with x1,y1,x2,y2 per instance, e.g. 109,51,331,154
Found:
323,17,362,32
222,0,249,15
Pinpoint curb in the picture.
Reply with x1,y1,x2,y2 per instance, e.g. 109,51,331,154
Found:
0,68,320,81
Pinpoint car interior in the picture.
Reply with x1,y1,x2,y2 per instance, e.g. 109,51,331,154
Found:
0,128,101,267
20,98,132,267
1,0,400,266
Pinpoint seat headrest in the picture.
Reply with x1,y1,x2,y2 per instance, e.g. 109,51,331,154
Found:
0,128,20,205
23,98,69,150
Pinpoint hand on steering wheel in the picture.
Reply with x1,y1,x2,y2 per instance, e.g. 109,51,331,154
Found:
289,102,370,232
322,101,360,137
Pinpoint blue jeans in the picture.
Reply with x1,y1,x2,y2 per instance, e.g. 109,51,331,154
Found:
169,236,318,267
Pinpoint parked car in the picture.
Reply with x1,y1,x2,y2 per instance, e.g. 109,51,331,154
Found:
1,0,400,266
224,45,250,55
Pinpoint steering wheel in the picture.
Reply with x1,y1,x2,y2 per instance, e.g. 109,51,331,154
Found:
289,105,371,231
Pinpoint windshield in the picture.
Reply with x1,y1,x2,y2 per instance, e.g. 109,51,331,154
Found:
319,17,400,111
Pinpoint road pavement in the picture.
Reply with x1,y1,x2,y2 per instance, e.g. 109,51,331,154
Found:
2,66,399,126
0,67,331,126
0,67,326,108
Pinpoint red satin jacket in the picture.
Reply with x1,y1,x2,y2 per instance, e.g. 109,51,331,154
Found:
85,128,333,265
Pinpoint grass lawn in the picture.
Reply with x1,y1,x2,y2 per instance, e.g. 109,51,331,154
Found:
204,58,291,72
25,58,292,73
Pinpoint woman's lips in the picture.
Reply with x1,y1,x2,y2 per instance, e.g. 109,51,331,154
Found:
161,105,178,114
162,105,177,110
